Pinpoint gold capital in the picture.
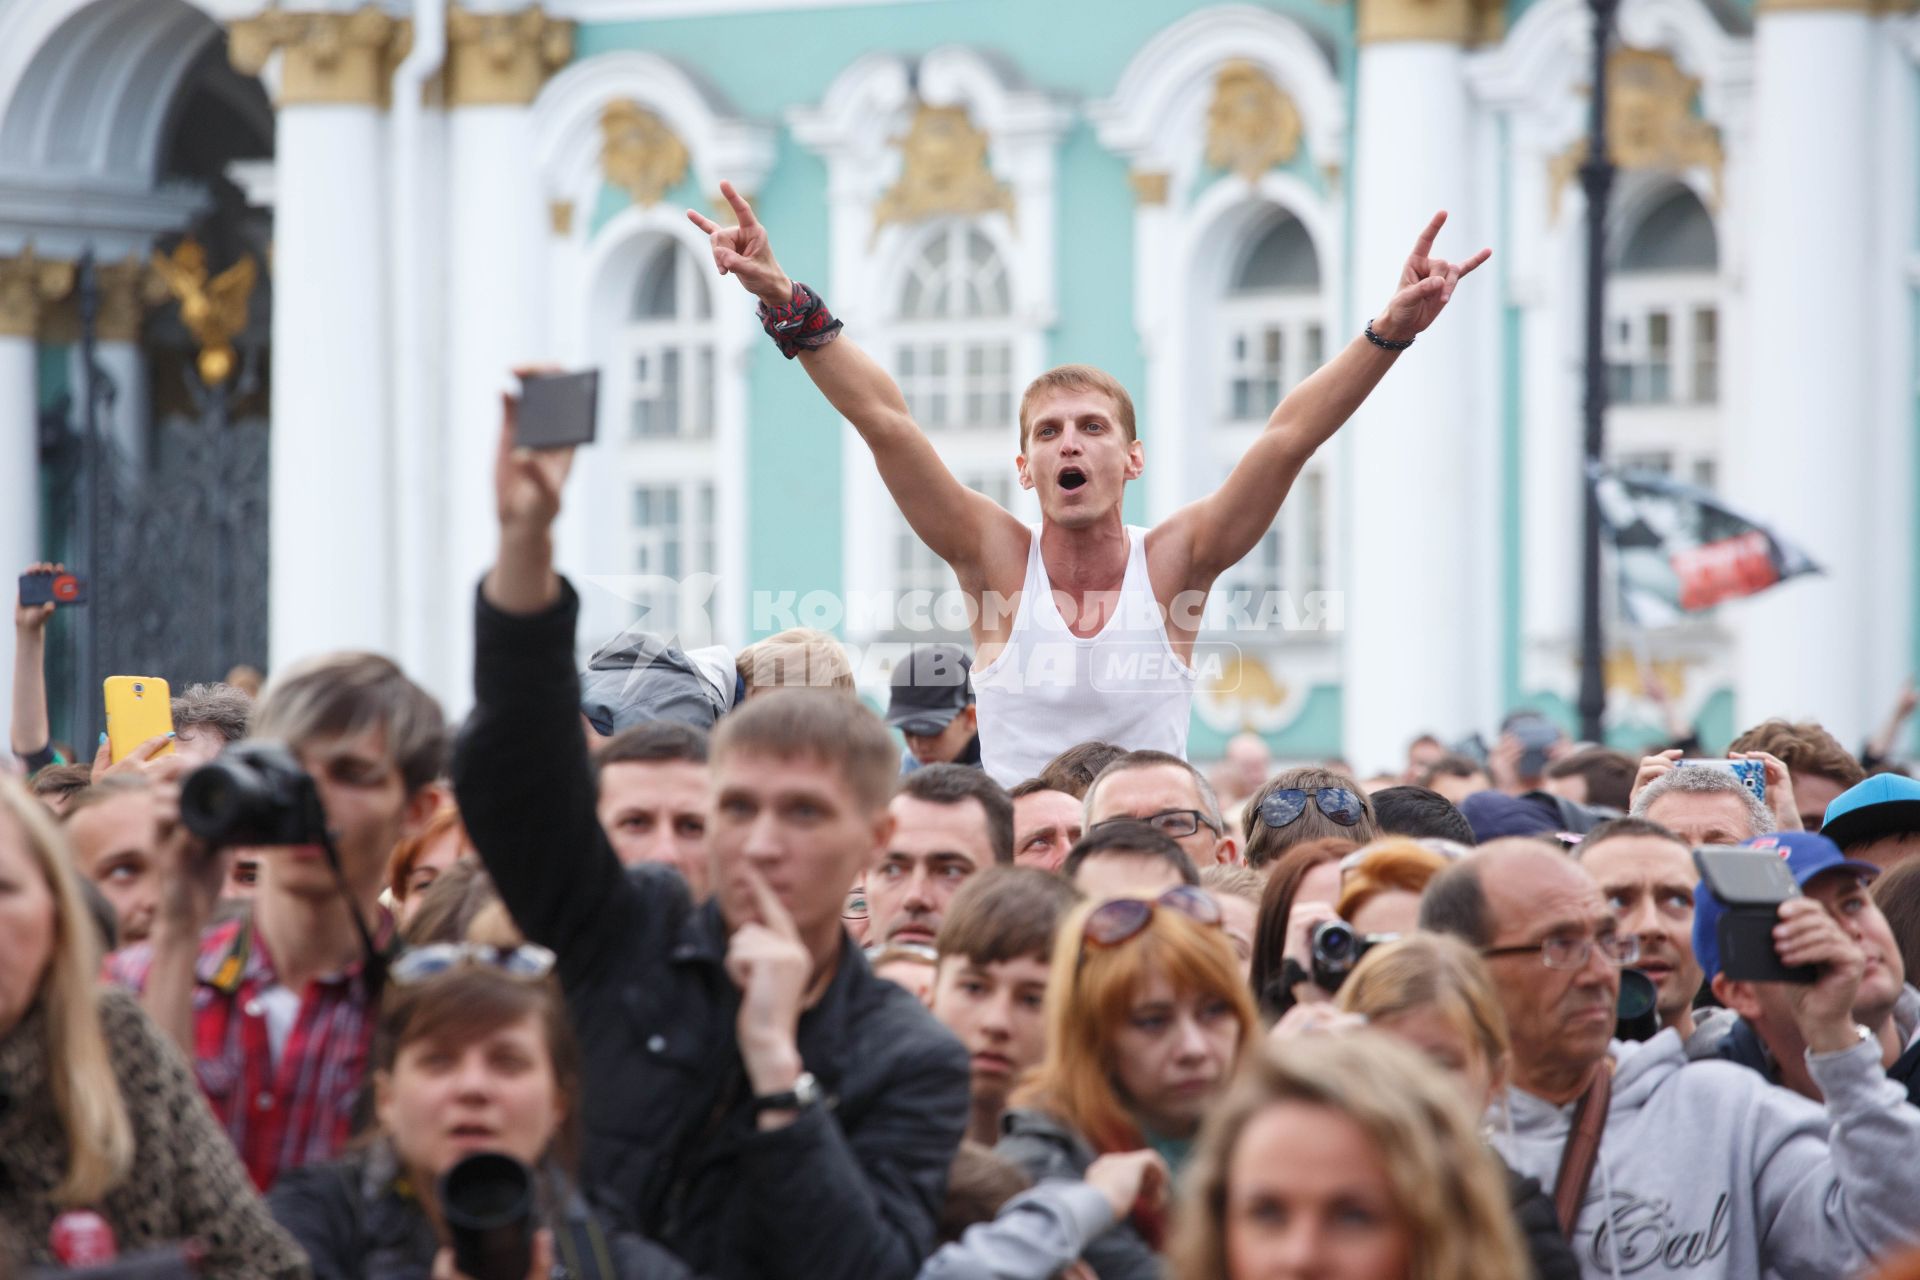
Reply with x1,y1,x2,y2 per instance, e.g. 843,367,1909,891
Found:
1128,170,1170,206
96,257,171,344
1756,0,1910,11
228,6,407,107
446,6,574,107
0,248,75,340
601,100,689,208
1357,0,1503,45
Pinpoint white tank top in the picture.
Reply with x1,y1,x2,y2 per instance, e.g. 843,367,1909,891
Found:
972,524,1198,786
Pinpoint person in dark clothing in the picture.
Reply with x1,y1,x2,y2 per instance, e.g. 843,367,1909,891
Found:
452,400,970,1280
271,955,689,1279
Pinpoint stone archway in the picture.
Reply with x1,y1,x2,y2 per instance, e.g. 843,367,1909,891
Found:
0,0,273,745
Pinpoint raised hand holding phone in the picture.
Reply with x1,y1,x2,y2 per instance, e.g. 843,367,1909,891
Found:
485,374,577,616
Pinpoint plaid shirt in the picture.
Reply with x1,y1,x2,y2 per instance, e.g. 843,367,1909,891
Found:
105,913,383,1191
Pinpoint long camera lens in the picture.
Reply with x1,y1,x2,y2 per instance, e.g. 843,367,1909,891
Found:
440,1152,535,1280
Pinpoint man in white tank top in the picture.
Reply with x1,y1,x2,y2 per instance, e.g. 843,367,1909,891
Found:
691,185,1488,785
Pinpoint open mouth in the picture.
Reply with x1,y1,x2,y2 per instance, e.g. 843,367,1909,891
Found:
1058,468,1087,492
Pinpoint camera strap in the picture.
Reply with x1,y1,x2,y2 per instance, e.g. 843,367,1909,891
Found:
319,830,390,995
1553,1058,1613,1240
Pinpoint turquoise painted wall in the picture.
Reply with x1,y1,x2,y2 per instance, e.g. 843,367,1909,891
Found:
573,1,1369,758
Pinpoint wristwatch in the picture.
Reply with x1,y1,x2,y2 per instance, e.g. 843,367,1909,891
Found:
751,1071,822,1115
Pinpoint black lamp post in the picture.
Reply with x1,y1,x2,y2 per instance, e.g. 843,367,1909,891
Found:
1576,0,1619,745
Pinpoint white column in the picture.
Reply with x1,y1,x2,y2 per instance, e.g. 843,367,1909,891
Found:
0,335,37,738
270,105,391,667
435,7,572,716
1343,18,1483,773
229,9,403,671
1729,6,1876,741
0,253,70,737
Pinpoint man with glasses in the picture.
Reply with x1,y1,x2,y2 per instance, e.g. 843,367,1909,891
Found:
1083,750,1240,869
1061,821,1199,901
1422,838,1920,1279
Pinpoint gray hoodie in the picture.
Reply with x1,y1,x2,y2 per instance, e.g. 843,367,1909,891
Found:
1491,1029,1920,1279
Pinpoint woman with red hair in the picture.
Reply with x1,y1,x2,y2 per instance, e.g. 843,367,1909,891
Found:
996,887,1258,1279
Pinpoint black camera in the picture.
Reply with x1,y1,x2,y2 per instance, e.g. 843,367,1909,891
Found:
440,1152,536,1280
1310,920,1394,992
180,741,328,848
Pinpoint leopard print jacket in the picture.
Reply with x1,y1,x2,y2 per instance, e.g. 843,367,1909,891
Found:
0,986,310,1278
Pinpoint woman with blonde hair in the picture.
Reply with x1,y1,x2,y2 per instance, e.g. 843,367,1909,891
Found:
0,776,302,1275
1169,1031,1529,1280
1329,934,1579,1279
997,887,1258,1278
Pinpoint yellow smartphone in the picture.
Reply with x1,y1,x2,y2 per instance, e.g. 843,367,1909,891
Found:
103,676,174,763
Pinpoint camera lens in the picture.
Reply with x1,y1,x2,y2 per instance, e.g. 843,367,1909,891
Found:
132,683,143,694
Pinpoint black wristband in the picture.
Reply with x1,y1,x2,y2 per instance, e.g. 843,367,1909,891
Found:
758,282,844,359
1364,321,1413,351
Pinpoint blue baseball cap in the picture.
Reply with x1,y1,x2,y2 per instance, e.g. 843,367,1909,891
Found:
1691,831,1880,982
1820,773,1920,851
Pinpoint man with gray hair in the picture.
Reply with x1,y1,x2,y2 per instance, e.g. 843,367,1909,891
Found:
1421,838,1920,1279
1630,762,1775,848
1083,748,1240,869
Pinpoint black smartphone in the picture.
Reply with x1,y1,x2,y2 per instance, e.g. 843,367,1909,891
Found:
19,570,87,606
515,369,599,449
1693,846,1816,985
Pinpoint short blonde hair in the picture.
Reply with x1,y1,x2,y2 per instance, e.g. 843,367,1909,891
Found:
1017,365,1136,450
1169,1032,1528,1280
735,628,855,696
1336,933,1511,1074
0,777,135,1204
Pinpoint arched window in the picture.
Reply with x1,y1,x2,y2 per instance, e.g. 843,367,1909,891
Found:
885,223,1023,600
1213,209,1327,616
1606,187,1721,488
621,237,717,634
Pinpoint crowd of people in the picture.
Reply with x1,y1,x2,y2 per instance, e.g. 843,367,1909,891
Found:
7,180,1920,1279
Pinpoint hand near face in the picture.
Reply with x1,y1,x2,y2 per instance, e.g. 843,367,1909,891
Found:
1773,896,1867,1049
725,861,813,1094
1085,1149,1170,1224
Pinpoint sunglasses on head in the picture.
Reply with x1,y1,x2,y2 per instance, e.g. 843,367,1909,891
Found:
1079,886,1224,963
1255,787,1365,830
389,943,557,987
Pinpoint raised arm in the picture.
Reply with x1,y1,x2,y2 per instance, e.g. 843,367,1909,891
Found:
456,391,644,987
10,561,61,770
1161,212,1490,582
689,184,1024,581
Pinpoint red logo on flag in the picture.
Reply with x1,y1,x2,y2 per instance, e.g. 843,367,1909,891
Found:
1671,531,1781,612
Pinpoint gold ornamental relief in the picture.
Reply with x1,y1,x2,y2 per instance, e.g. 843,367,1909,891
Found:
151,238,258,388
445,6,574,107
873,104,1014,241
228,6,404,107
0,246,75,340
1550,48,1725,221
1205,61,1301,184
601,100,690,208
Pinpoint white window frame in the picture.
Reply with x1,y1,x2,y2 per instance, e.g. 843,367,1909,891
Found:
792,48,1067,655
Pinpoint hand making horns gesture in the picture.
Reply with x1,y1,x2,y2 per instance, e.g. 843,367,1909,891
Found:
1371,211,1492,343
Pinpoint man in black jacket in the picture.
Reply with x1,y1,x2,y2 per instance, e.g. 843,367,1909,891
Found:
452,396,969,1279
